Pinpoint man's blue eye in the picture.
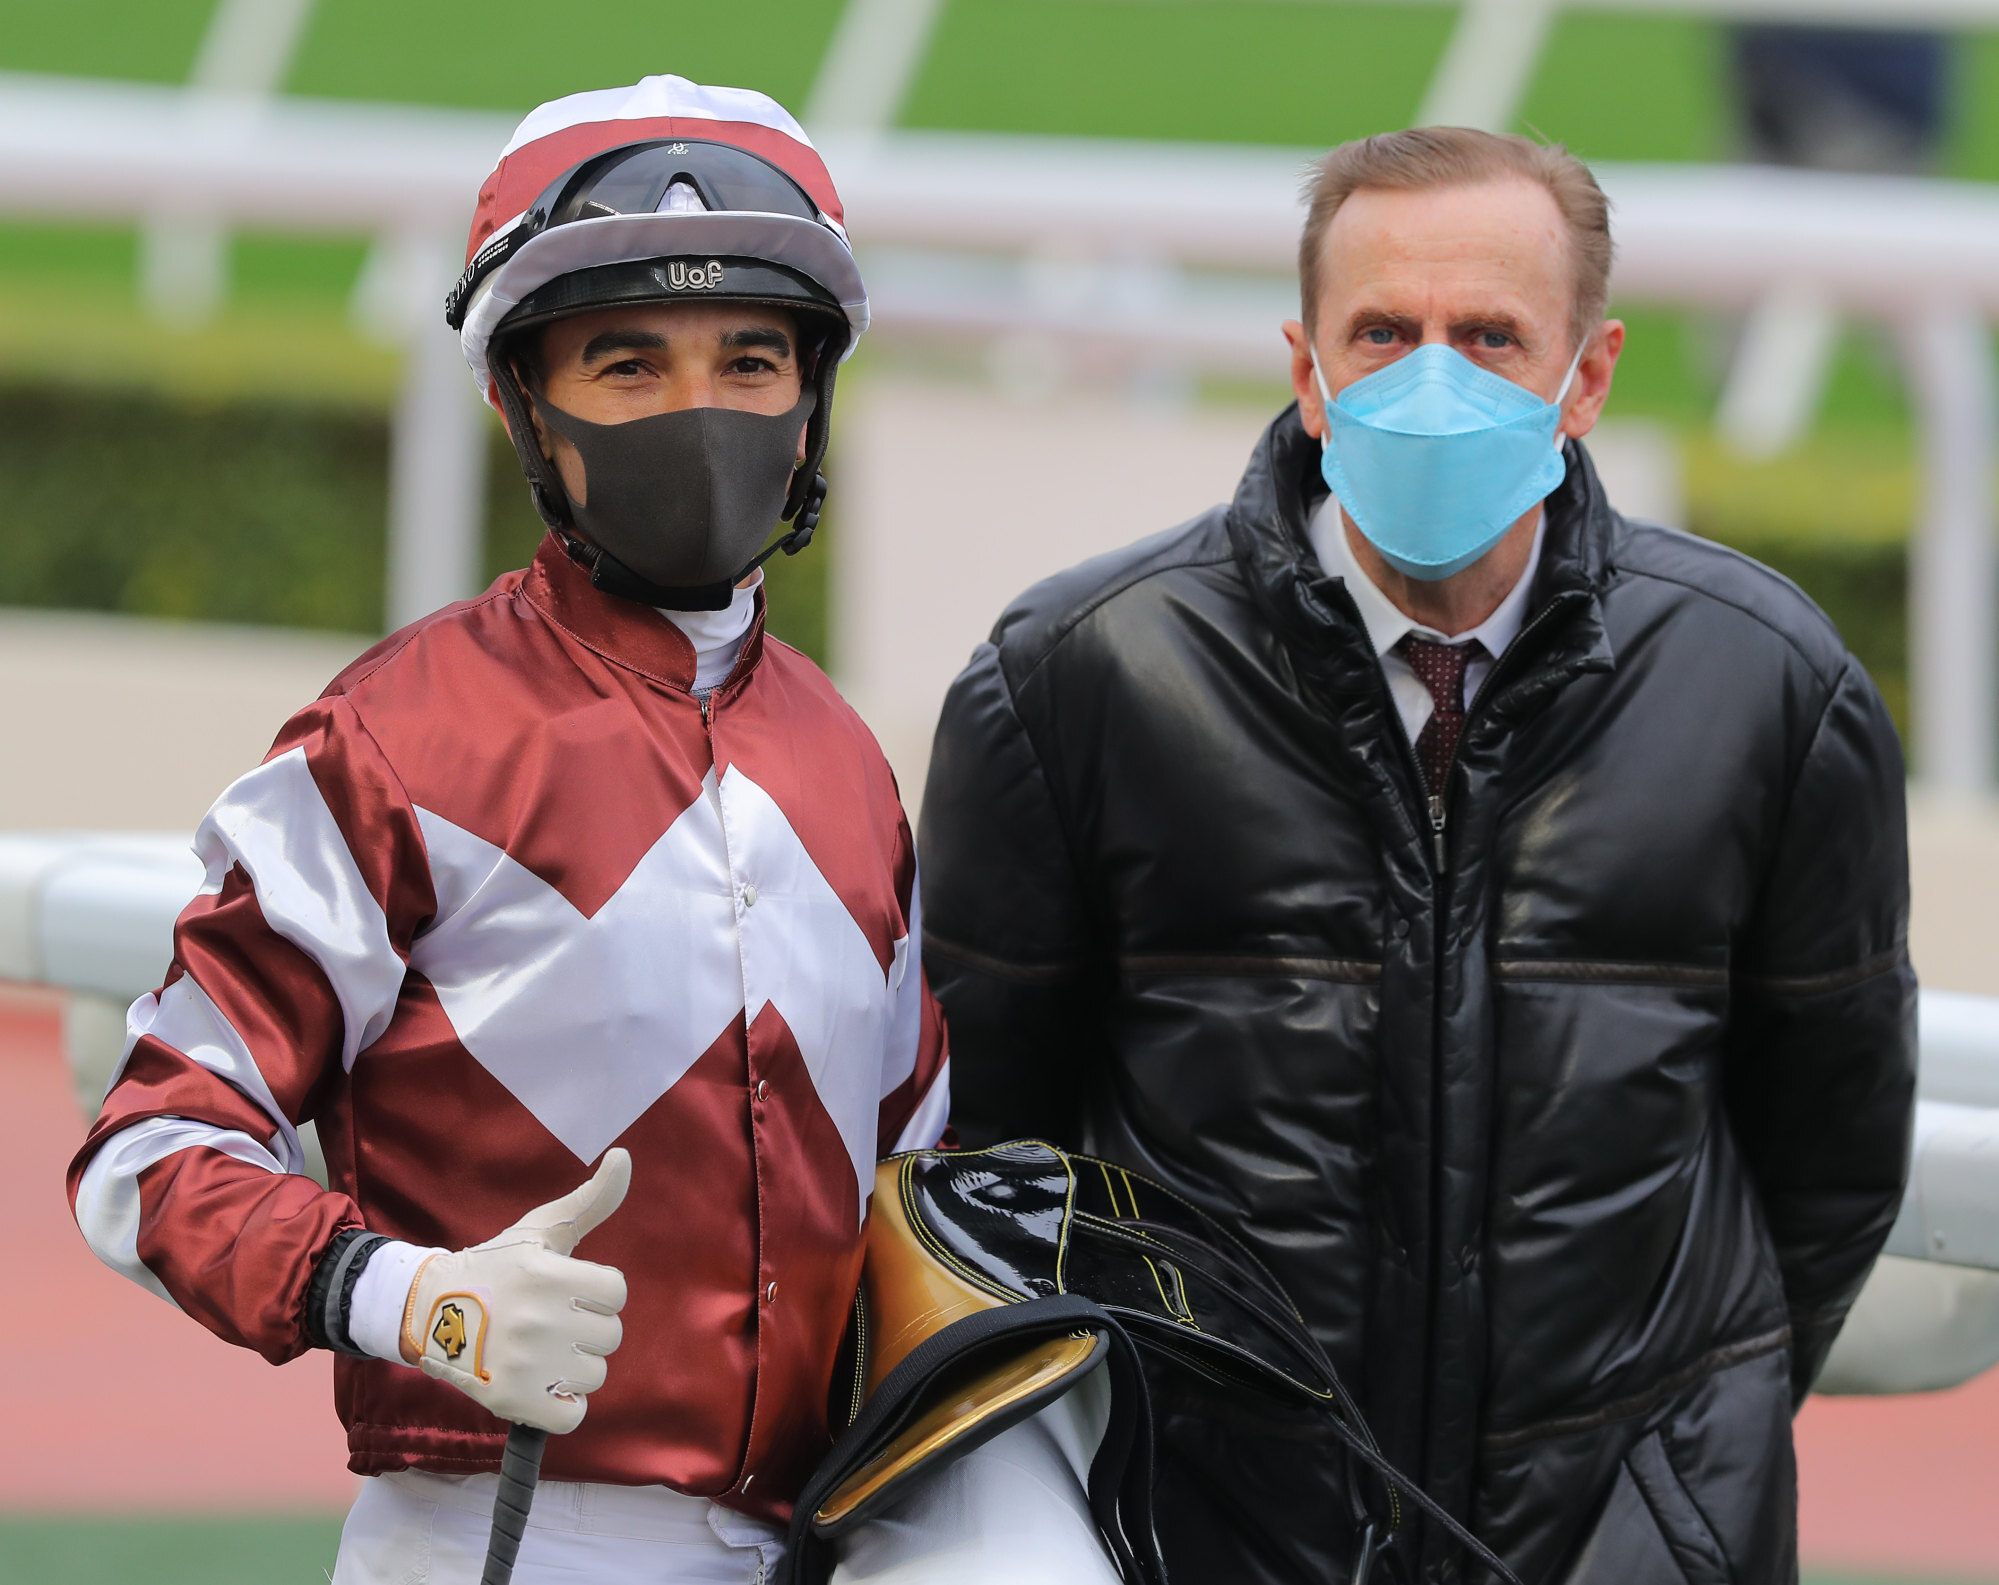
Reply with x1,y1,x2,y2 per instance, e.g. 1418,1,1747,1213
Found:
1363,328,1396,345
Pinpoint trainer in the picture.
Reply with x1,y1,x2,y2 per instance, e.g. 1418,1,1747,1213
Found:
920,129,1914,1583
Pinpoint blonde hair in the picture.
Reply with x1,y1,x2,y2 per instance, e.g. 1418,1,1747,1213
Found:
1299,128,1614,349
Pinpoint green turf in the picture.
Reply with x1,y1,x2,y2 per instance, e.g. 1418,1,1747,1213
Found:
233,236,375,309
0,220,135,288
0,278,400,411
905,0,1452,146
0,0,210,82
0,1514,1979,1585
1516,12,1725,162
287,0,847,112
0,0,1986,180
1947,31,1999,180
0,1514,345,1585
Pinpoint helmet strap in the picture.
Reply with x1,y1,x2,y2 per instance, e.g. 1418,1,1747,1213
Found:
780,324,843,524
556,527,736,611
491,350,574,533
742,470,828,575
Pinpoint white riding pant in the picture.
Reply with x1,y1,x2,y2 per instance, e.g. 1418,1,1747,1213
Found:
330,1466,785,1584
331,1372,1119,1585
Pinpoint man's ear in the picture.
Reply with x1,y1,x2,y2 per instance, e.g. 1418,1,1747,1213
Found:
1558,320,1626,441
1283,319,1327,440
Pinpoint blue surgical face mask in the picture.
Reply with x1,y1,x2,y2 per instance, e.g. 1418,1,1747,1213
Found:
1311,341,1584,582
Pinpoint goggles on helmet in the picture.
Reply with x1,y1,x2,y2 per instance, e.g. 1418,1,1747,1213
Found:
448,139,832,332
550,138,824,226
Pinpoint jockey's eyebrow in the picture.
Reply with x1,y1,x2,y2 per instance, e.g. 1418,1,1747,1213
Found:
579,328,667,363
721,327,793,357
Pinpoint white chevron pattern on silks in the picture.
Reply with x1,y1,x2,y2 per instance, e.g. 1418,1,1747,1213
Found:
75,1115,289,1306
198,745,408,1071
412,766,908,1219
112,974,308,1174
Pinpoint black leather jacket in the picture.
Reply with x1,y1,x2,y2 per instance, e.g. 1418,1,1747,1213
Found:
919,407,1916,1584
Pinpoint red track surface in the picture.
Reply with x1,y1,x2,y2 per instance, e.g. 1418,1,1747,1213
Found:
1,986,354,1513
3,982,1996,1574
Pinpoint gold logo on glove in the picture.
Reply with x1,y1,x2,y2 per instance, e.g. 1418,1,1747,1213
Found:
432,1302,469,1359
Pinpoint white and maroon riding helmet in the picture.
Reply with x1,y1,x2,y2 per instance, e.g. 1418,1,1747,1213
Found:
448,75,869,538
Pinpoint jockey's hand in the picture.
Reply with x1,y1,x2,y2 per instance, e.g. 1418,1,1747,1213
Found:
399,1148,631,1434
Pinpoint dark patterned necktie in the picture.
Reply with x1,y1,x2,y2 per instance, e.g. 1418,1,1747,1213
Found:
1398,635,1483,795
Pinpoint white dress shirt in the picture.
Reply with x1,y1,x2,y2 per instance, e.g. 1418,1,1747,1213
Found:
1306,496,1546,747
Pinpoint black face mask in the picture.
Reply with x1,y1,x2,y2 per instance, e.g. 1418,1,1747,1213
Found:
534,388,816,603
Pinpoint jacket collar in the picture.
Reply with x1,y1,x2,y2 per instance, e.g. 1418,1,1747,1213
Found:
1225,402,1615,681
518,532,768,695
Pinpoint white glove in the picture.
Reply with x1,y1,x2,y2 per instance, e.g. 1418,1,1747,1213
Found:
399,1148,632,1434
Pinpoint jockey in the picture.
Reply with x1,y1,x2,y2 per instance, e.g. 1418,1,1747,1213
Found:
67,75,951,1584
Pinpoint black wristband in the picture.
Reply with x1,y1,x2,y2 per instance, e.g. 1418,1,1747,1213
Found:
305,1229,390,1357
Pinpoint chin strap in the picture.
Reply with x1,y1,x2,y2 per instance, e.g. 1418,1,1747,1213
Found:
552,466,826,613
490,353,574,535
554,529,736,612
743,470,828,570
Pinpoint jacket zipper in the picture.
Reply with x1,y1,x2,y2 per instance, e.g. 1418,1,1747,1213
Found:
1376,691,1445,873
1345,586,1582,1577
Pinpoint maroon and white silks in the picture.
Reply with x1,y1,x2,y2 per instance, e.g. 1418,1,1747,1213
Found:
67,536,948,1519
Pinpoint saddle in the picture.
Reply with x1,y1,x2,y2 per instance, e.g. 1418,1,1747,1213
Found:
781,1141,1522,1585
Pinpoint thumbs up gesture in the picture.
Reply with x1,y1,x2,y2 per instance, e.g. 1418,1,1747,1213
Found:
400,1149,632,1434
